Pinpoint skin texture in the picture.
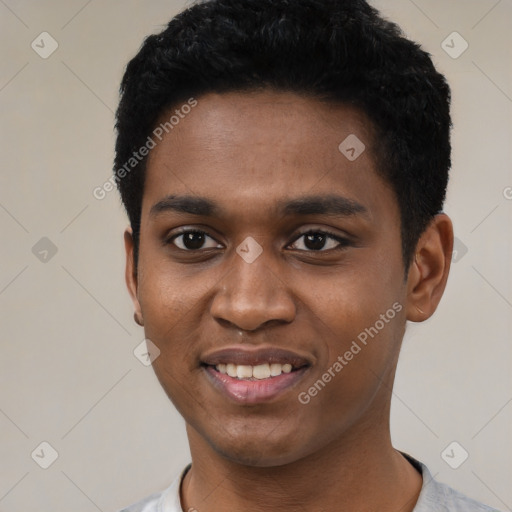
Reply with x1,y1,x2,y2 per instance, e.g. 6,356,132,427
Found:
124,90,454,512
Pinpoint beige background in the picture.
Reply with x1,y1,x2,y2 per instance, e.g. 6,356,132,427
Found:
1,0,511,511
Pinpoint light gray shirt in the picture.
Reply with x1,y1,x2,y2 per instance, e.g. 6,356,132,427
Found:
119,453,500,512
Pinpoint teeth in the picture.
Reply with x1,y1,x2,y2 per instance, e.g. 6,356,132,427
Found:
252,363,271,379
270,363,282,376
214,362,295,379
236,365,253,379
226,364,237,378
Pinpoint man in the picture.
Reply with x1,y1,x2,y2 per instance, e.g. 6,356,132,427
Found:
114,0,499,510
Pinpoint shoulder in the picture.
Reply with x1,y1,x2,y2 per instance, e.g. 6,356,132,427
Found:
440,481,500,511
118,464,191,512
404,453,501,512
119,491,163,512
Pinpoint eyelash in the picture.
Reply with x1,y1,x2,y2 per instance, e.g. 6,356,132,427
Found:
165,228,350,253
291,229,351,252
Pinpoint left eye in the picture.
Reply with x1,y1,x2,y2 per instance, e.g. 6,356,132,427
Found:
170,231,222,251
289,231,348,251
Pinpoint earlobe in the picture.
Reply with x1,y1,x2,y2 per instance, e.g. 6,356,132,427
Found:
134,312,144,326
405,214,454,322
124,227,144,326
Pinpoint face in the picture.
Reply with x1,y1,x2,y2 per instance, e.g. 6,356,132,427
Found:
126,90,412,467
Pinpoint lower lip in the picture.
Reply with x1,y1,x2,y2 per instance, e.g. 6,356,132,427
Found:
203,366,308,405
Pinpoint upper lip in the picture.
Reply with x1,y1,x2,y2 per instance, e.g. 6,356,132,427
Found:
201,345,312,368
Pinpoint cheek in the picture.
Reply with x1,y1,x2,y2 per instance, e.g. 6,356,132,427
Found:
137,267,200,371
304,262,400,337
138,258,205,330
297,269,404,409
321,289,404,376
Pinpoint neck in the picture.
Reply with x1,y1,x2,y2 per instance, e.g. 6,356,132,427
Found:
180,411,422,512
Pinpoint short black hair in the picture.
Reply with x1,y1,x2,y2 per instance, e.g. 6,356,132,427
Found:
114,0,451,271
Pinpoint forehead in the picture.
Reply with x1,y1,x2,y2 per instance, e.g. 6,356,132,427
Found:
142,90,396,223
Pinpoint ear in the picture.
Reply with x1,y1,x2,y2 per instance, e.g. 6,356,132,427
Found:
124,226,143,326
405,213,454,322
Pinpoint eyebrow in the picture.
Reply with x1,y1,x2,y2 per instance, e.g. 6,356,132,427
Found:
149,194,368,219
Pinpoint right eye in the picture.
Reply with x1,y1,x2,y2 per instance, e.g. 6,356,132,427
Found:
167,230,222,251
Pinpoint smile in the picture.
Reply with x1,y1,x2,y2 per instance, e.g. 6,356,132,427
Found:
203,365,309,404
200,346,312,404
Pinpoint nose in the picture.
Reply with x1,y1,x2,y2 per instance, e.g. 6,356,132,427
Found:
210,251,296,332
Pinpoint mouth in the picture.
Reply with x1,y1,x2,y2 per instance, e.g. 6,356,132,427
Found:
201,346,312,404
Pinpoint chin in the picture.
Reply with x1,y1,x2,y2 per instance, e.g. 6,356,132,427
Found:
219,445,304,468
208,427,310,468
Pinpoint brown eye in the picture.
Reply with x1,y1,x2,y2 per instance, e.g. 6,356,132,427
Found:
170,230,222,251
289,231,349,252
